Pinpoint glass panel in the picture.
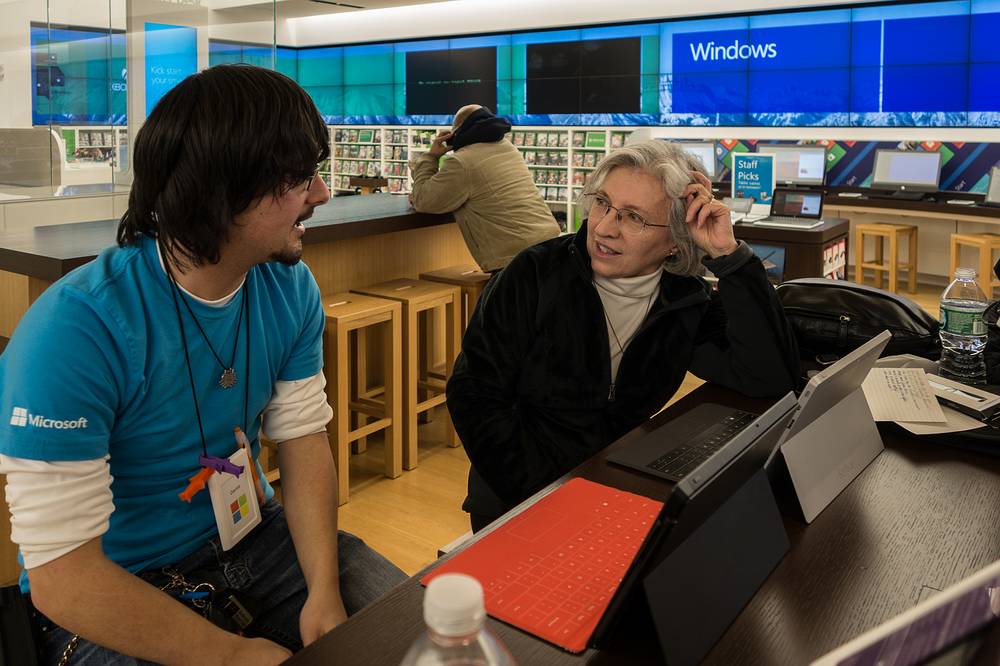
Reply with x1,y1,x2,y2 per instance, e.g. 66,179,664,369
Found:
0,1,277,226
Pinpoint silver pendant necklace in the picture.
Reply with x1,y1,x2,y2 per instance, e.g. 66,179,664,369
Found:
170,273,248,390
597,285,657,356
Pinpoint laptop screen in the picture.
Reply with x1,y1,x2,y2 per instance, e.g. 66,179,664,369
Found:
765,145,827,186
872,150,941,190
770,189,823,219
679,142,717,179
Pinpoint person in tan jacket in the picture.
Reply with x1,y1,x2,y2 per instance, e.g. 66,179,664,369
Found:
408,105,560,272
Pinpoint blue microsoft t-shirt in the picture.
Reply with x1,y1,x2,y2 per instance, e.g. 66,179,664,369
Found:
0,235,326,591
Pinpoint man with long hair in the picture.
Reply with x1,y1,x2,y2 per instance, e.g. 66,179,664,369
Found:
0,64,404,664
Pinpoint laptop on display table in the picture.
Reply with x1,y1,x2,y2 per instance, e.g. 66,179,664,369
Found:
751,188,826,229
606,327,878,483
609,331,891,521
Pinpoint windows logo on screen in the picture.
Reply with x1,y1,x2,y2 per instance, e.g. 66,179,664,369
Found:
230,494,249,525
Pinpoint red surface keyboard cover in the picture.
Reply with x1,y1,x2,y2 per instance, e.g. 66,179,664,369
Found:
421,477,663,652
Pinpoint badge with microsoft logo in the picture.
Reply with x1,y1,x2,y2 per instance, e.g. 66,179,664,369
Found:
207,446,261,550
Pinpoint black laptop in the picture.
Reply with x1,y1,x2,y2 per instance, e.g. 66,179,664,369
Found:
606,403,760,482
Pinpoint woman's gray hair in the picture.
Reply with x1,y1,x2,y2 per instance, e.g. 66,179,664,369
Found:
579,139,708,276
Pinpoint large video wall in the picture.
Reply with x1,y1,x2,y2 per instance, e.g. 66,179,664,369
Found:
288,0,1000,127
30,0,1000,128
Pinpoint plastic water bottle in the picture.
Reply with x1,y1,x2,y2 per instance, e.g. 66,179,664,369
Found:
400,574,515,666
939,267,990,384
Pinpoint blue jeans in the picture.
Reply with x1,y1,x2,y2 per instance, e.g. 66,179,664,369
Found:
31,499,406,665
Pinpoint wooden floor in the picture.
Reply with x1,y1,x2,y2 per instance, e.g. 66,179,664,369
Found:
283,283,944,576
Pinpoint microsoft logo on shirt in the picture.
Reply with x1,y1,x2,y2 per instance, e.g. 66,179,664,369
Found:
9,407,27,427
9,406,88,429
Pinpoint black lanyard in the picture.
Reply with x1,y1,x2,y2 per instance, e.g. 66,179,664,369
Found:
161,240,251,458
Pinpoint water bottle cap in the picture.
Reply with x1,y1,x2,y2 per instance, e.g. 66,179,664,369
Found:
955,267,978,279
424,573,486,637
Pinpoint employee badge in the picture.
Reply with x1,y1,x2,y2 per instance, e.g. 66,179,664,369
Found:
207,447,261,550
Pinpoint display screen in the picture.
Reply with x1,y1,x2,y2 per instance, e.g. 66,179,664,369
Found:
406,46,497,115
747,243,786,283
873,150,942,188
144,23,197,118
832,576,1000,666
526,38,641,114
30,24,127,126
764,145,827,185
772,190,823,217
679,142,718,178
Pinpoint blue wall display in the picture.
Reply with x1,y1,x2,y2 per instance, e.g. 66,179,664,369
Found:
30,23,127,126
31,0,1000,129
144,23,197,117
268,0,1000,128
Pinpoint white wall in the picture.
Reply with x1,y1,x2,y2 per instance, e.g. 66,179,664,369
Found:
288,0,869,45
209,16,295,46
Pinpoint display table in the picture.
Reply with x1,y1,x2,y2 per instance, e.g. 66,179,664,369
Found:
286,383,1000,666
0,194,471,585
822,192,1000,282
733,217,849,281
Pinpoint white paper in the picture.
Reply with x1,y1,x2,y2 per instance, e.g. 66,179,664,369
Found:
861,368,947,423
896,405,985,435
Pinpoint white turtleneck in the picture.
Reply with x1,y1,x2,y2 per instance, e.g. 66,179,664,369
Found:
594,267,664,379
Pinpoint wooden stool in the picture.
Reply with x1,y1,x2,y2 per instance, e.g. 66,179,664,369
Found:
419,265,492,329
322,292,403,505
853,223,918,293
949,233,1000,297
352,279,461,470
259,437,280,485
348,175,388,194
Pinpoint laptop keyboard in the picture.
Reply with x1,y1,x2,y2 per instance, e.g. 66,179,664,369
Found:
762,215,816,224
647,410,757,481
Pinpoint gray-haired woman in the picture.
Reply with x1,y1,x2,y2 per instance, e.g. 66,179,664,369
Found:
447,139,800,533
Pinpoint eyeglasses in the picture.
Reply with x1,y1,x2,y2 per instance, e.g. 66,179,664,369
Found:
302,164,325,192
582,193,669,236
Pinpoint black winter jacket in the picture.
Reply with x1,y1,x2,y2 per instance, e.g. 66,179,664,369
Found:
446,227,800,520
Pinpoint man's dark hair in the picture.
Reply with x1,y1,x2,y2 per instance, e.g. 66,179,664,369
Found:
117,64,330,266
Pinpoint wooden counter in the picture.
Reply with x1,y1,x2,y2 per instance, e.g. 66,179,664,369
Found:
0,194,469,339
0,194,474,585
822,191,1000,223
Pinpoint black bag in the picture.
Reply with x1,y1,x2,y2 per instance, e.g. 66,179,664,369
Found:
983,258,1000,385
776,278,941,363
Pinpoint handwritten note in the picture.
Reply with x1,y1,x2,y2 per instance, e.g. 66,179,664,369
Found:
861,368,947,423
